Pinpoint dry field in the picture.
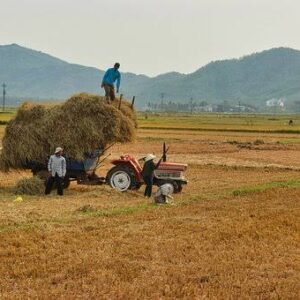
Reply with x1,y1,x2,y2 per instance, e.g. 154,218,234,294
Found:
0,113,300,299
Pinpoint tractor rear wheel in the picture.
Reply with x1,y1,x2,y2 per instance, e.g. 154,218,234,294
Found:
106,165,137,192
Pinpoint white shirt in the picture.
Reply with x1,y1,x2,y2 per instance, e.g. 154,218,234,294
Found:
48,154,66,177
157,183,174,196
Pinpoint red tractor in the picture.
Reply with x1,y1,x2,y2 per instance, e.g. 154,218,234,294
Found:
106,144,188,193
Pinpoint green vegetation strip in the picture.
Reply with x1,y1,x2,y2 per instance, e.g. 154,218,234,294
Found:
232,180,300,197
279,139,300,145
140,126,300,134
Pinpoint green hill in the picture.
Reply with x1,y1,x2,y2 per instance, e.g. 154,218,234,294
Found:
184,48,300,103
1,44,300,107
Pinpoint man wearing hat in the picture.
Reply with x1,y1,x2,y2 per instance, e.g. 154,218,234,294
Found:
45,147,66,196
141,154,162,198
101,62,121,102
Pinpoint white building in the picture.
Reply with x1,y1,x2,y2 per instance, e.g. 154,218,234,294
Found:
266,98,285,108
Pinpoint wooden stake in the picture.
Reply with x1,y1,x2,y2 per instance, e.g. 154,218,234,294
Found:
131,96,136,109
118,94,123,110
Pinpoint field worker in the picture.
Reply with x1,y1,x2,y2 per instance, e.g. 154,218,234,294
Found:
154,183,174,204
101,62,121,102
45,147,66,196
142,154,162,198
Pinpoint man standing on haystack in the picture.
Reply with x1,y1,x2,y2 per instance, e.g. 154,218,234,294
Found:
101,62,121,102
45,147,66,196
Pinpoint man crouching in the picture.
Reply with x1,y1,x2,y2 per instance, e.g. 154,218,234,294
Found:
45,147,66,196
154,183,174,204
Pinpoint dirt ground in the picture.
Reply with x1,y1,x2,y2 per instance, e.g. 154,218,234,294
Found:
0,126,299,299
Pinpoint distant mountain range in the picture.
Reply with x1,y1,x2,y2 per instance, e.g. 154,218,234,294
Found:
1,44,300,108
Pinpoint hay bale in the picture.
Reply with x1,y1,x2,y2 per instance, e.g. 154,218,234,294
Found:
14,176,45,195
0,94,137,170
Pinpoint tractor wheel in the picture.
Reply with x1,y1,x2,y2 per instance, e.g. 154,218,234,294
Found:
63,176,71,189
106,165,137,192
175,181,183,193
156,180,181,193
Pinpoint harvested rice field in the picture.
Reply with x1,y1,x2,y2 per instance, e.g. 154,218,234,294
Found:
0,113,299,299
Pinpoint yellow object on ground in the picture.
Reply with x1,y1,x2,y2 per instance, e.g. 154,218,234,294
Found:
14,196,23,203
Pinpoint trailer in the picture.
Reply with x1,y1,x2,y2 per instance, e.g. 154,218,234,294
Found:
27,149,106,188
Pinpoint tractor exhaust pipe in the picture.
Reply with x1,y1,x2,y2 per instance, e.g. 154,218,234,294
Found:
163,142,167,162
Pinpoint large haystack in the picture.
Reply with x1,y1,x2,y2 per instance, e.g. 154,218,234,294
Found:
0,94,137,170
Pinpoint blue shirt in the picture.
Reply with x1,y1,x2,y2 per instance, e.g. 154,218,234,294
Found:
102,68,121,90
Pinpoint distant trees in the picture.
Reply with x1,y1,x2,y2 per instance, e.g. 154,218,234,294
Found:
147,101,191,112
146,100,213,112
216,101,231,113
145,100,258,113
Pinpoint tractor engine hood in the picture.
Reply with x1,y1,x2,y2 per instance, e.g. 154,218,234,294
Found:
157,163,188,172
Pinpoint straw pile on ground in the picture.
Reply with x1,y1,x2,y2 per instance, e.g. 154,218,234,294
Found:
14,176,45,195
0,94,137,170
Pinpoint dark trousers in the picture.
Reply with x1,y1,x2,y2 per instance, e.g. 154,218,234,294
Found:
103,84,115,101
45,173,63,196
143,176,153,197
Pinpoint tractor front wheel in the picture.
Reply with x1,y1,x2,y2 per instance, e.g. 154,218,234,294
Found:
156,180,182,193
175,181,183,193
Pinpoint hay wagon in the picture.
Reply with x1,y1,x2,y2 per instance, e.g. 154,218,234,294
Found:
27,144,188,193
27,149,106,189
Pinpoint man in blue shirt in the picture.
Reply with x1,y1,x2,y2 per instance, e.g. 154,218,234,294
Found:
101,62,121,102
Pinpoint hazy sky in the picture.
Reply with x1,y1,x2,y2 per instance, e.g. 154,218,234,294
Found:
1,0,300,76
